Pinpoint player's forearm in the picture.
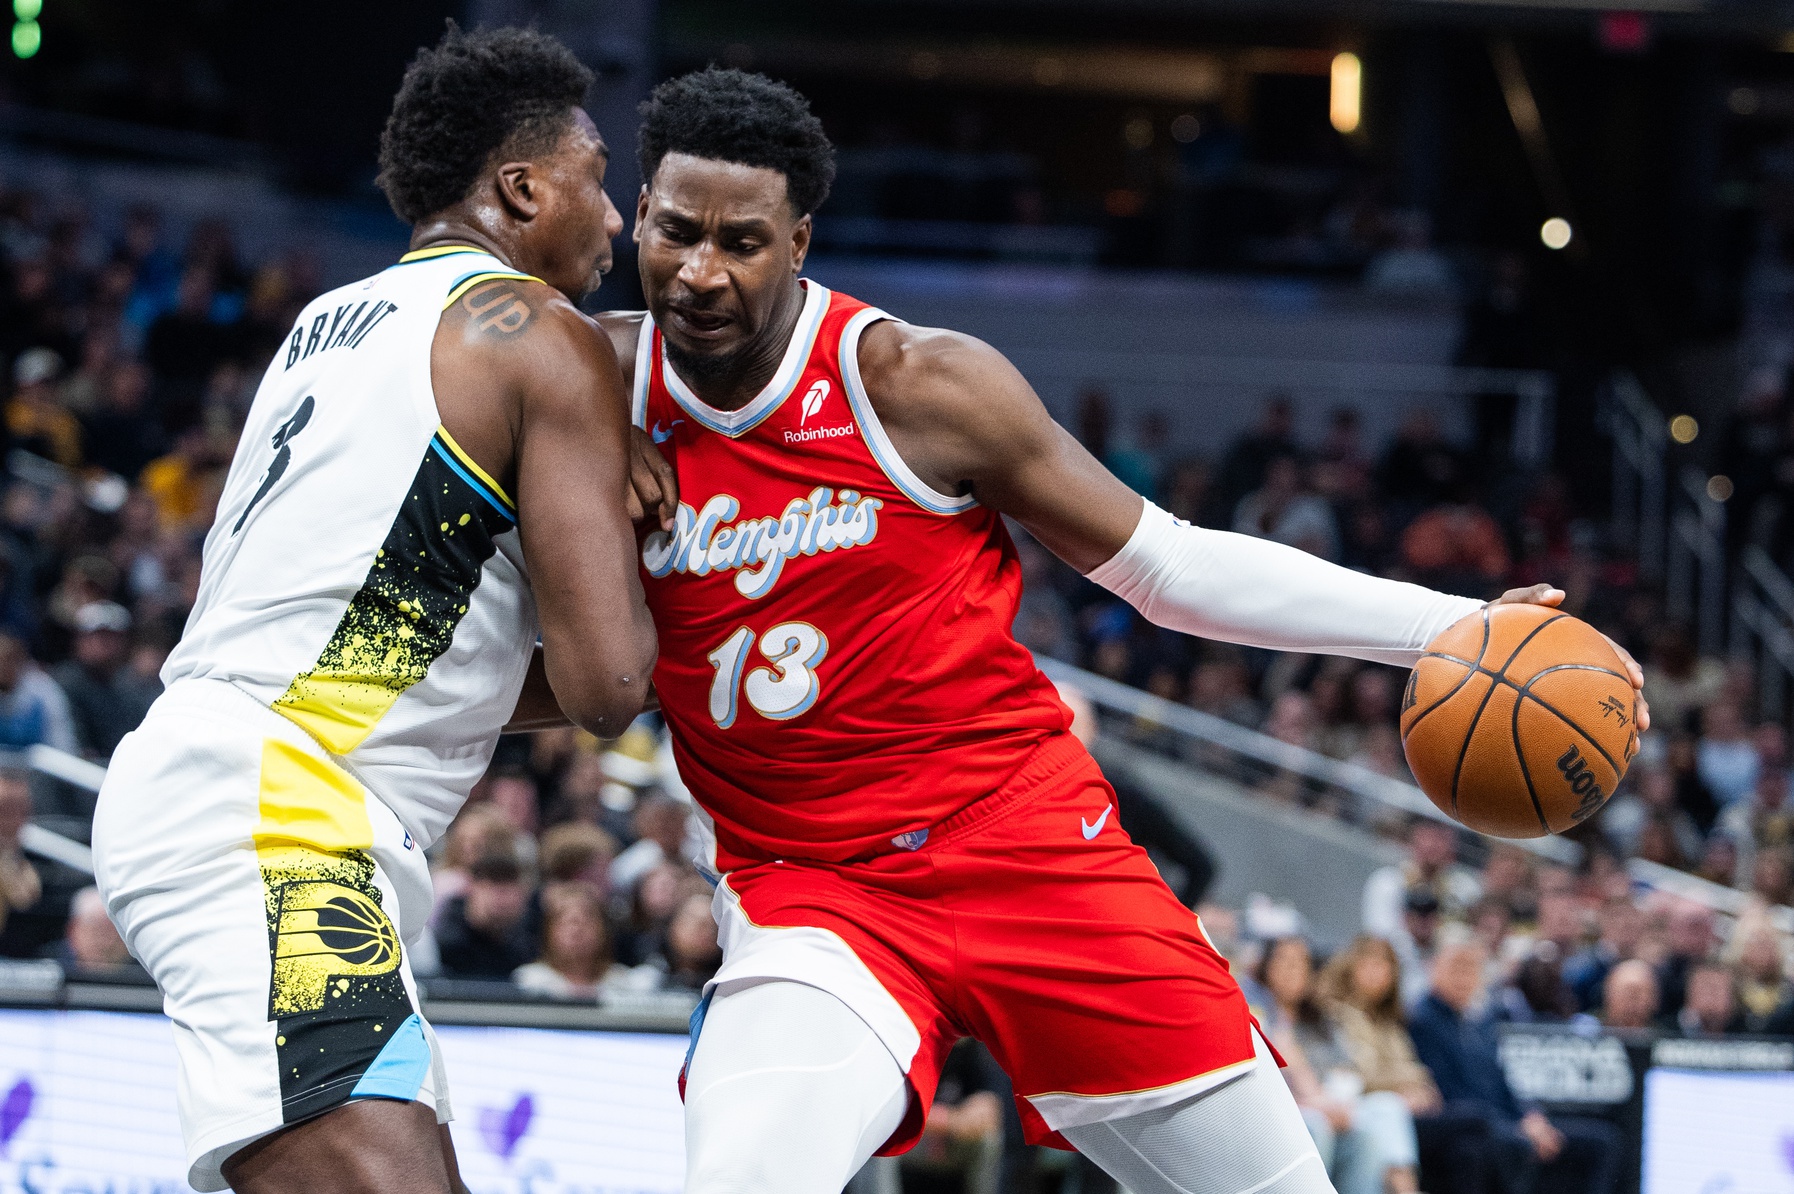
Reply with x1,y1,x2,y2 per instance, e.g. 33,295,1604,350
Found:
1086,502,1483,668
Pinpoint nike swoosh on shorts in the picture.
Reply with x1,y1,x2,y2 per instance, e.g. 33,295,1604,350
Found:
1081,806,1112,840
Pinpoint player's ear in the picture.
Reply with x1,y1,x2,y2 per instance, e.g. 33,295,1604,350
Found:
790,213,812,274
495,161,541,222
634,186,650,245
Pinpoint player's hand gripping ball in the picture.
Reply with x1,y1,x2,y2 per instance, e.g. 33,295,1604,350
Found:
1400,589,1646,838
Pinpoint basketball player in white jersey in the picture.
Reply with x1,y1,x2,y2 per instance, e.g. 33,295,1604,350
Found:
92,27,662,1193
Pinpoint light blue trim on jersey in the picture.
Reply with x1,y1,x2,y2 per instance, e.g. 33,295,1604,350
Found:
350,1013,432,1102
837,306,978,516
659,280,830,438
429,436,517,524
631,313,654,430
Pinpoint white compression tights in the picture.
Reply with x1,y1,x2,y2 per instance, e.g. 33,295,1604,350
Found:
682,979,1335,1194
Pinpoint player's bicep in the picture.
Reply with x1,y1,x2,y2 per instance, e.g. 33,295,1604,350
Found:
939,341,1143,573
513,317,657,735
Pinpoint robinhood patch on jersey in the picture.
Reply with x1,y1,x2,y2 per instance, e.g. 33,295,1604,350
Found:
642,486,882,599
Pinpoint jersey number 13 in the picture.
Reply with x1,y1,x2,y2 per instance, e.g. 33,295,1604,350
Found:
706,622,829,728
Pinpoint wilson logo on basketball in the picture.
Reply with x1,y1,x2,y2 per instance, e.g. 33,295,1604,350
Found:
1556,744,1606,823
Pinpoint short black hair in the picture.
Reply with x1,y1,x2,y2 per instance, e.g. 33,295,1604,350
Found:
638,68,835,217
377,23,594,225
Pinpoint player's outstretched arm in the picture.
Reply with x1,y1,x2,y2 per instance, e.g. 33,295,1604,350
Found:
437,284,657,738
859,322,1644,705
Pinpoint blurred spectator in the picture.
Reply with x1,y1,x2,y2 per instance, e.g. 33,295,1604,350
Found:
1730,923,1794,1034
0,771,40,951
145,267,235,429
1377,409,1464,510
1676,961,1744,1036
0,630,77,753
81,360,164,480
902,1038,1006,1194
48,885,143,979
1398,495,1511,593
1363,819,1480,998
1319,937,1442,1115
1719,766,1793,886
6,347,80,469
611,792,692,894
1696,702,1758,808
1233,455,1339,561
1600,766,1703,864
1218,395,1297,514
1655,902,1718,1021
430,804,525,920
512,882,631,1001
1600,958,1661,1030
1643,627,1726,736
655,890,721,993
139,424,219,533
1564,898,1645,1011
1248,936,1422,1194
52,600,158,758
1408,940,1622,1194
537,821,618,892
433,854,534,980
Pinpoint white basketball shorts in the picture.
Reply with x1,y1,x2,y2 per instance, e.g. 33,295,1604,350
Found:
92,678,449,1191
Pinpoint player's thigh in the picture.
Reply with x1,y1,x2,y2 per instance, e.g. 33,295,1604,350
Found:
1061,1033,1336,1194
684,980,909,1194
221,1099,452,1194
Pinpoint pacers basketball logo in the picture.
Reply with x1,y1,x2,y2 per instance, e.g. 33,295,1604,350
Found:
260,849,402,1018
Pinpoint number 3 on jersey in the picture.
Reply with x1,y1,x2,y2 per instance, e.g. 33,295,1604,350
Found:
707,622,829,728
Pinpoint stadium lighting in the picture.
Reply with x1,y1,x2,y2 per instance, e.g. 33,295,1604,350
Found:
1707,475,1734,503
11,0,37,59
1330,53,1361,134
1540,217,1573,250
1669,414,1699,444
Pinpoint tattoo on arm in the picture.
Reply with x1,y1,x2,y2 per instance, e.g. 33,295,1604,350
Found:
462,281,534,337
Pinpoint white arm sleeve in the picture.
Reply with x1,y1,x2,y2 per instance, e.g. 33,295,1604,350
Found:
1086,501,1486,669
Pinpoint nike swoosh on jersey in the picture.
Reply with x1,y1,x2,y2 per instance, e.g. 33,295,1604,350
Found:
652,419,684,444
1081,806,1113,840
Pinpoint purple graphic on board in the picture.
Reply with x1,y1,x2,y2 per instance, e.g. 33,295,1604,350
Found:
1782,1132,1794,1174
479,1094,533,1161
0,1079,32,1155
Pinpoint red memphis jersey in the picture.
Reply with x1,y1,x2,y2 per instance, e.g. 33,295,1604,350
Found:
631,281,1072,871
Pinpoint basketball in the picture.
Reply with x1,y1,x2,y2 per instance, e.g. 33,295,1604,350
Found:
1400,603,1640,839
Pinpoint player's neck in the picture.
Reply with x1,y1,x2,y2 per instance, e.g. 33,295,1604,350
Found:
406,219,518,273
676,279,806,412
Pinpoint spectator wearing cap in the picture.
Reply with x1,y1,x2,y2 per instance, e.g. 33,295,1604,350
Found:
51,600,158,759
6,347,80,468
433,854,535,980
0,629,76,754
0,769,40,956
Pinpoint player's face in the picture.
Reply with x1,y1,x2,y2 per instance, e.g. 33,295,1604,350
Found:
635,153,810,377
526,109,623,300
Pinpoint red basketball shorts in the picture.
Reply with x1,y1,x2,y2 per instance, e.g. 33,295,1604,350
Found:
700,733,1260,1152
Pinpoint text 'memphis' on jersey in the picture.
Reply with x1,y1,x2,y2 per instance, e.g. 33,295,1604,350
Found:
634,281,1071,871
163,247,544,847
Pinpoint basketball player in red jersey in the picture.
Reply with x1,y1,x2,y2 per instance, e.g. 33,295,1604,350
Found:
599,70,1647,1194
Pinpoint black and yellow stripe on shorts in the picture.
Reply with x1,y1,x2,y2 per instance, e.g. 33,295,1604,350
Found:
271,427,517,756
256,740,411,1121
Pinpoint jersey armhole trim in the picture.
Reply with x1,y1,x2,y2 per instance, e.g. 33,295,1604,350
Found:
431,426,517,518
838,308,978,516
442,270,544,311
631,313,654,430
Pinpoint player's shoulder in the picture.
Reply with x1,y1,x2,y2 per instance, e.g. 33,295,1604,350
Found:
593,310,649,392
444,277,615,367
857,320,1009,402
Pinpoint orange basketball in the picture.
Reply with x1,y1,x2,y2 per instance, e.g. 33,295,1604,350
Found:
1399,603,1640,839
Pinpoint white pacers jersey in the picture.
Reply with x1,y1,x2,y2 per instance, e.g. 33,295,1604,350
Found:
163,245,543,846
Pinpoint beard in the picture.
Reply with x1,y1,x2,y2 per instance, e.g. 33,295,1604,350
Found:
663,333,748,386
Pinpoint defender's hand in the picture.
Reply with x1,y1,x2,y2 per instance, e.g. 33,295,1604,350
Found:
627,425,679,531
1490,583,1650,732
